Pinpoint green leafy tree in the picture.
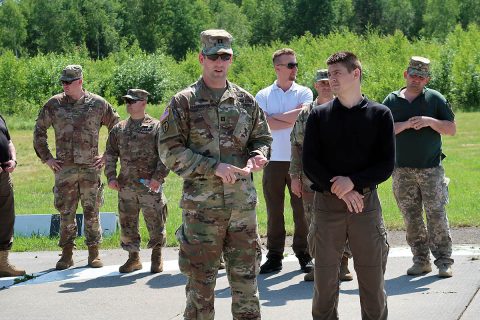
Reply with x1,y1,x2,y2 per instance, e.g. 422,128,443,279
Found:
332,0,355,31
243,0,286,45
422,0,460,39
82,0,121,58
409,0,426,38
380,0,414,36
352,0,384,33
287,0,335,38
0,0,27,57
208,0,251,46
459,0,480,27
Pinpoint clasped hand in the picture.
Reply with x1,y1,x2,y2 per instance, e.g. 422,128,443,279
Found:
215,155,268,184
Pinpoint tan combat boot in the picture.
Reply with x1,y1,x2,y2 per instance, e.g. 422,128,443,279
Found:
407,262,432,276
119,252,142,273
0,250,26,277
151,246,163,273
87,245,103,268
56,245,74,270
438,264,452,278
339,256,353,281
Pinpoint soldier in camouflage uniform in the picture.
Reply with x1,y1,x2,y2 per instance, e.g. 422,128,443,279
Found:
105,89,169,274
33,65,120,270
159,29,272,320
383,56,456,278
289,69,352,282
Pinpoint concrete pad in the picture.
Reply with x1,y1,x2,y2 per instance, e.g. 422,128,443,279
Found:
0,246,479,320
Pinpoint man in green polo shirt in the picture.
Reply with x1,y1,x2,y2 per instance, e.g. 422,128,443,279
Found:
383,56,456,278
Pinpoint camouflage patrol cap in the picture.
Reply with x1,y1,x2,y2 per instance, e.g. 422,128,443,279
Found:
315,69,329,82
60,65,83,81
407,56,430,78
200,29,233,55
122,89,150,101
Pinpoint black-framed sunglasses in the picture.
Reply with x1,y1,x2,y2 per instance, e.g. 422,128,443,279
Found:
204,54,232,61
61,79,77,85
125,98,140,104
277,62,299,69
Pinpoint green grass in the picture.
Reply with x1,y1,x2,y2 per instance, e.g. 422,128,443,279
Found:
6,111,480,252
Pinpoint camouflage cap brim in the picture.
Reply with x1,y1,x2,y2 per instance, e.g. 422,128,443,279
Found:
407,67,429,78
122,94,142,101
59,75,80,81
203,47,233,56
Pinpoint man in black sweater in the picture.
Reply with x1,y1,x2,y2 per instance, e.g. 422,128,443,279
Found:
303,52,395,320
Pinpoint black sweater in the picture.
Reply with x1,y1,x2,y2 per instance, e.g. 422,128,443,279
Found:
303,97,395,192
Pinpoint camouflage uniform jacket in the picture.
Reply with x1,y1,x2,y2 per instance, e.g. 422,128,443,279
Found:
105,114,169,186
289,101,316,190
159,78,272,210
33,90,120,165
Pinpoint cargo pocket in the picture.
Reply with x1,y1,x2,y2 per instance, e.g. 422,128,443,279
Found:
96,181,105,208
307,221,317,258
376,224,390,272
53,185,64,212
175,224,214,281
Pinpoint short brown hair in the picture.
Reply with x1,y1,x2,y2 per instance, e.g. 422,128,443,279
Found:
272,48,296,64
326,51,362,75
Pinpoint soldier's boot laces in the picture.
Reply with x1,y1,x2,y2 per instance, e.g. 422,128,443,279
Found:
87,245,103,268
0,250,26,277
151,246,163,273
119,252,142,273
407,262,432,276
339,256,353,281
56,245,74,270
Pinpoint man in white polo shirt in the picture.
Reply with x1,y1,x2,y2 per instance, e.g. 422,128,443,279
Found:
256,48,313,273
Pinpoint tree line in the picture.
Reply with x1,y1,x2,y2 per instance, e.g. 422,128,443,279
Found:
1,0,479,60
1,26,479,123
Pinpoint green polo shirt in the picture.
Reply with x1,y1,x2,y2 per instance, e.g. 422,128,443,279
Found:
383,87,455,168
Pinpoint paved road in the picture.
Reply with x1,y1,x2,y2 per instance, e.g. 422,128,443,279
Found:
1,245,479,320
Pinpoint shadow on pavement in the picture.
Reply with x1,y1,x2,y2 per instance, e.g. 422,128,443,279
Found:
58,272,152,293
340,274,442,296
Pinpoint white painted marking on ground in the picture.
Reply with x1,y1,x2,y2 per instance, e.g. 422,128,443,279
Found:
2,245,478,288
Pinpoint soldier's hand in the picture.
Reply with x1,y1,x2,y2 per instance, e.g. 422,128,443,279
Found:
244,155,268,173
3,160,16,173
0,165,3,173
409,116,432,130
215,163,249,184
290,176,302,198
46,158,63,173
340,190,364,214
149,179,161,193
330,176,354,198
93,155,105,169
108,179,120,191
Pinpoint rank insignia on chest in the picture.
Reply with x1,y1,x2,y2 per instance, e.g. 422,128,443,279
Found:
139,125,154,133
221,116,226,122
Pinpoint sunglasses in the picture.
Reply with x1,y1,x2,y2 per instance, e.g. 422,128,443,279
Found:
277,62,299,69
125,98,140,104
204,54,232,61
61,79,78,85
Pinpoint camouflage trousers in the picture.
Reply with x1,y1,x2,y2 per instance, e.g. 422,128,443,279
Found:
118,184,167,252
54,165,104,248
176,208,261,320
303,188,352,259
392,166,453,267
